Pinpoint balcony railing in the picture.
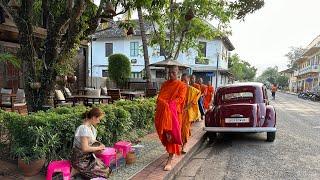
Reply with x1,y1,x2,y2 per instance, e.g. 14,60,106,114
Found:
298,65,319,75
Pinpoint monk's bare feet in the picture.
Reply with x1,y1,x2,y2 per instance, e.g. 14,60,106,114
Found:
164,164,172,171
181,145,187,154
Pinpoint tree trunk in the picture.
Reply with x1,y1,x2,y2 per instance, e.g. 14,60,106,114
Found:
137,6,152,88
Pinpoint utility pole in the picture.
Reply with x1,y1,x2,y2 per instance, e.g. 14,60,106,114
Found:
215,53,219,88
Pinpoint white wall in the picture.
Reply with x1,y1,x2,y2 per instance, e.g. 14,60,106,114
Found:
89,37,231,81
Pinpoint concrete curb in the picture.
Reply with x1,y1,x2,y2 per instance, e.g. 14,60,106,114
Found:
164,130,206,180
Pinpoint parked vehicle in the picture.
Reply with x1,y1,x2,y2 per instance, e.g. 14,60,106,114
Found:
310,92,320,101
204,82,276,142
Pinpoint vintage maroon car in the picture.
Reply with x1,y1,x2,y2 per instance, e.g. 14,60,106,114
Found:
204,82,276,142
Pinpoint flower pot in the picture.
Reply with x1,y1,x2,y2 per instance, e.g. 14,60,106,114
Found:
18,158,45,177
125,151,136,165
67,75,77,84
126,27,134,36
30,82,41,90
185,9,195,21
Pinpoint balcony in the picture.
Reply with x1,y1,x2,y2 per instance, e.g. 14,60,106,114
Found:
298,65,319,76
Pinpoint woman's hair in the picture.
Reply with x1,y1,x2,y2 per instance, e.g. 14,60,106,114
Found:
82,107,104,119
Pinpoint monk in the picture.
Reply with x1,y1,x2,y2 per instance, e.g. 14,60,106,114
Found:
190,75,201,91
197,77,207,120
181,74,201,153
155,66,187,171
203,81,215,110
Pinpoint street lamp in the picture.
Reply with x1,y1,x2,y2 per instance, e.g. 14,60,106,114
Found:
215,53,220,88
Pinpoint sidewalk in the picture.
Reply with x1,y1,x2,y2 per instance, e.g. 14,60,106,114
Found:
130,120,205,180
0,121,205,180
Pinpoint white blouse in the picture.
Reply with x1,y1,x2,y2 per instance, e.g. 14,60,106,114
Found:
73,124,97,149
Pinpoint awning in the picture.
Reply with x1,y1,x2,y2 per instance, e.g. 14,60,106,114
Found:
149,59,189,68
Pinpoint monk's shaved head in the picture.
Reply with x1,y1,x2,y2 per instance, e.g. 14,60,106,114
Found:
181,73,189,84
168,66,179,80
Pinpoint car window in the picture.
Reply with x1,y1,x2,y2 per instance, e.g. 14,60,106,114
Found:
222,91,254,101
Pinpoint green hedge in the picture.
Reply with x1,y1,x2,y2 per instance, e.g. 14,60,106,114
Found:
0,98,156,162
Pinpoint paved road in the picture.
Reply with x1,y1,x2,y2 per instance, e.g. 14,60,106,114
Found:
175,92,320,180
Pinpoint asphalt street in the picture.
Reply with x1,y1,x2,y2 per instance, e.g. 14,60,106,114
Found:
175,92,320,180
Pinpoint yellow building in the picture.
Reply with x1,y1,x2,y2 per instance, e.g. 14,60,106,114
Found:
295,35,320,92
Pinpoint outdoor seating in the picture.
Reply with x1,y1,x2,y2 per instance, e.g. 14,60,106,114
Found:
114,141,132,158
96,147,117,167
86,89,102,105
107,89,122,103
63,87,73,98
46,160,71,180
54,90,74,107
101,87,108,96
145,88,157,98
0,88,27,114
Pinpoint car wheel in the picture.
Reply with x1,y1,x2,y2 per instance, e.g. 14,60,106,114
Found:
206,132,217,142
267,132,276,142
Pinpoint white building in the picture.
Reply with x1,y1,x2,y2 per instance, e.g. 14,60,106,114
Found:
88,21,234,89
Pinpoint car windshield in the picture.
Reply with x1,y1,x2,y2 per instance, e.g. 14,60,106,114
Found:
222,91,254,102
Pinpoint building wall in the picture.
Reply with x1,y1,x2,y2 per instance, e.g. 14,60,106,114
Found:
89,36,231,88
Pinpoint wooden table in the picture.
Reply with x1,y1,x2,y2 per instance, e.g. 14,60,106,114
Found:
72,95,112,106
120,91,145,100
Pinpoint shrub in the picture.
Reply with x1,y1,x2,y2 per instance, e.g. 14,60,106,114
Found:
108,53,131,88
1,98,156,163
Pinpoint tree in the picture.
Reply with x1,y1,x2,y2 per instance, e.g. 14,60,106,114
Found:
285,46,305,70
108,54,131,88
146,0,265,61
276,75,289,88
256,66,289,88
228,54,257,81
0,0,131,112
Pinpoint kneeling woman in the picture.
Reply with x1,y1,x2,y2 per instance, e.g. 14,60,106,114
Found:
71,107,111,179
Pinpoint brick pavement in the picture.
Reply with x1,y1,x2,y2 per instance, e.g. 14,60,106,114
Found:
130,120,205,180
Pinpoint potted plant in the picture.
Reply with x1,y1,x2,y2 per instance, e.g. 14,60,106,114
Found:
13,126,59,177
67,75,77,84
14,146,46,177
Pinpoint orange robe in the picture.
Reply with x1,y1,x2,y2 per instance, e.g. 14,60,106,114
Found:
204,85,214,110
200,84,208,96
182,86,201,144
155,80,187,155
192,83,201,91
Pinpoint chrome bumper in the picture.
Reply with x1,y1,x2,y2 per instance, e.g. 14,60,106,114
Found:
203,127,276,133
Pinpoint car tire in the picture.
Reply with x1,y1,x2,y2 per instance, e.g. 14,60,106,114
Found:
267,132,276,142
206,132,217,142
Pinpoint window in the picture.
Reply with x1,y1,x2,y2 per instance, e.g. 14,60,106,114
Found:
199,41,207,57
130,42,139,57
222,92,254,101
156,70,166,78
105,43,113,57
195,57,209,64
131,59,137,64
102,70,108,77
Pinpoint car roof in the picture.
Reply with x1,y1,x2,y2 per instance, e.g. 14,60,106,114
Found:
218,82,264,89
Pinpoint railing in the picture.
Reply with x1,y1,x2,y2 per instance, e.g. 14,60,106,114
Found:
298,65,319,75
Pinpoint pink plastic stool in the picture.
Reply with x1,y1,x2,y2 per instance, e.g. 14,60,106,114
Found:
114,141,132,158
96,147,117,167
46,160,71,180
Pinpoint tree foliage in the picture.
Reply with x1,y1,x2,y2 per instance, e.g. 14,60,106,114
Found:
146,0,264,60
0,0,131,112
228,54,257,81
256,66,289,87
108,54,131,88
285,46,306,70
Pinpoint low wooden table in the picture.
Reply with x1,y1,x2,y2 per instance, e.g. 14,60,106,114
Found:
72,95,112,106
120,91,145,100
